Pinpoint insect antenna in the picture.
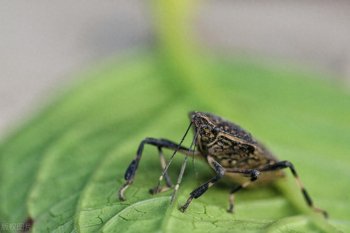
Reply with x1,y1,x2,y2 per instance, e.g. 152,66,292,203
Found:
170,128,199,203
191,128,200,184
154,121,193,193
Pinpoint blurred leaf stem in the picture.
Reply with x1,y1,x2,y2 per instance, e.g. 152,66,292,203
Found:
152,0,223,108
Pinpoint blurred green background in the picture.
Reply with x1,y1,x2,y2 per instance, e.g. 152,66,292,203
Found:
2,1,350,136
1,1,350,233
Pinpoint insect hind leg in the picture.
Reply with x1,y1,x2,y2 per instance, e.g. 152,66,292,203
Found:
260,160,328,218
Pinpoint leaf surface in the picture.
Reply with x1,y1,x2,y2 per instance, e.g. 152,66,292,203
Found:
1,52,350,233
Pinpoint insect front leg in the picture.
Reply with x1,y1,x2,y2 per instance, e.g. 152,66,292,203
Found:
260,160,328,218
118,138,194,201
179,156,225,212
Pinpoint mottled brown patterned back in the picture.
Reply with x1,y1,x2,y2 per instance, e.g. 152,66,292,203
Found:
190,111,279,170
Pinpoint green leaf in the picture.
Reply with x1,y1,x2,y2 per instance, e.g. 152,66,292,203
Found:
1,52,350,233
1,0,350,232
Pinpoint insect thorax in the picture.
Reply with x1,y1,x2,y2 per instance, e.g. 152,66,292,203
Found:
190,111,276,169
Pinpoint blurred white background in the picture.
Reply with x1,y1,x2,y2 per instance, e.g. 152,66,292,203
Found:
1,0,350,137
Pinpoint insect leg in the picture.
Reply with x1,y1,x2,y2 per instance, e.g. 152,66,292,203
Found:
225,169,260,213
118,137,195,201
179,156,225,212
157,147,173,188
260,160,328,218
227,182,250,213
170,129,199,203
170,156,189,203
153,122,193,194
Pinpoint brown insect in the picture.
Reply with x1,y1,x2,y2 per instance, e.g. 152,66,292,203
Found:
118,111,328,218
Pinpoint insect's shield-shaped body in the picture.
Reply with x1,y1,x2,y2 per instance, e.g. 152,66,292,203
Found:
190,111,283,183
119,111,328,218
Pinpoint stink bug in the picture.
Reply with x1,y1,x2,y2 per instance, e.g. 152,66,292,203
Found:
118,111,328,218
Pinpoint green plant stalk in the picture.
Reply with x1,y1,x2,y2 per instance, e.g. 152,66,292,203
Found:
152,0,225,108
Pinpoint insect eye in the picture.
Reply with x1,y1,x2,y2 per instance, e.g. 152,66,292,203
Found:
212,127,220,133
